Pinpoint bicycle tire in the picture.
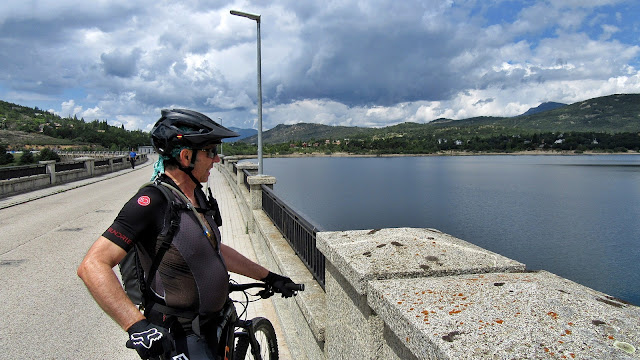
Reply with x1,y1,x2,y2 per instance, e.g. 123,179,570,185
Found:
234,317,278,360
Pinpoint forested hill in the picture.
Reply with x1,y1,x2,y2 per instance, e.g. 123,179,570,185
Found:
2,93,639,151
241,93,640,144
0,100,149,150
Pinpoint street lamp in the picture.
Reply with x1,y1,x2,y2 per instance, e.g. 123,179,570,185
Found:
218,117,223,155
230,10,263,175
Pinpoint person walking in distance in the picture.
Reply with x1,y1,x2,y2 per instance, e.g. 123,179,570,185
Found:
78,109,296,359
129,149,137,169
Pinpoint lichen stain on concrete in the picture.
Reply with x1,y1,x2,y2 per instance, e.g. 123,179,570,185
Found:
613,340,636,354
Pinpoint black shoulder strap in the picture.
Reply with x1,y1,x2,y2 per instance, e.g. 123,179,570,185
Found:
138,181,185,311
193,186,223,227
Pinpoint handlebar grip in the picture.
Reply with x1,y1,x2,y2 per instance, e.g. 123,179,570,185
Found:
285,283,305,291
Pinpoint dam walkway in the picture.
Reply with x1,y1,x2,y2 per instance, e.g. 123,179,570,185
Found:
0,155,293,359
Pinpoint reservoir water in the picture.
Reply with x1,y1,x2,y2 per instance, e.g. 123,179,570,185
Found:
256,154,640,306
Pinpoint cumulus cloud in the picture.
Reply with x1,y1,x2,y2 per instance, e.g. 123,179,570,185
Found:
0,0,638,131
101,48,142,78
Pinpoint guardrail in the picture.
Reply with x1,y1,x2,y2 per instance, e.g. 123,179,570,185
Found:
0,153,148,198
262,185,326,288
0,164,47,180
55,161,85,172
230,160,326,288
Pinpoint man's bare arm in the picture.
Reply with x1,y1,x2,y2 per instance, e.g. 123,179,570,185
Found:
220,243,269,280
77,236,144,331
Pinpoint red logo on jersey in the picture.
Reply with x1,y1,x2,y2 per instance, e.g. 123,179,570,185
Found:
137,195,151,206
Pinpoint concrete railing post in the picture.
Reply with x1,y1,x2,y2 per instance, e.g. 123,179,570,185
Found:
246,175,276,232
236,162,258,187
108,158,114,172
84,158,95,176
247,175,276,210
223,156,238,175
39,160,56,184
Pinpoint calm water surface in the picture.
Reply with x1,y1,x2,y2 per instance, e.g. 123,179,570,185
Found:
256,155,640,305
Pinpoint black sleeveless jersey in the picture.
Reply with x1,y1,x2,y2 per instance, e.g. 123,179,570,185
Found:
103,177,229,314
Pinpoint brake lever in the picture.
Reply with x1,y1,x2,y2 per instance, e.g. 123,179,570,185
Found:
257,288,274,299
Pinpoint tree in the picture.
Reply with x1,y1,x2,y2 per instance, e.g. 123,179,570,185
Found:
38,148,61,162
19,150,35,164
0,145,14,165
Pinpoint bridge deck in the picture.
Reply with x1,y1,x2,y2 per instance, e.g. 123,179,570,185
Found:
0,155,292,359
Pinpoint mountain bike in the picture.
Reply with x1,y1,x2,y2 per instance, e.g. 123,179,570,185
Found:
219,281,304,360
144,281,303,360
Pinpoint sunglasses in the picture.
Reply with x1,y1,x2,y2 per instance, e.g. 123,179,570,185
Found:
199,145,219,159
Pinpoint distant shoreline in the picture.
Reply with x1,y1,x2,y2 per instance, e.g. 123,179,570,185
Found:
227,150,640,160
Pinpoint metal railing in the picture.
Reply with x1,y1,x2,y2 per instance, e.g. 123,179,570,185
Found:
0,164,46,180
95,159,110,167
243,169,251,190
262,185,326,288
56,161,85,172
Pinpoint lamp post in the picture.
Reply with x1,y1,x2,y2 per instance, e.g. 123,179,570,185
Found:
218,117,223,155
230,10,263,174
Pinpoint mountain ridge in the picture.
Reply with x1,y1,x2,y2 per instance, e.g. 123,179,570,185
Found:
240,93,639,144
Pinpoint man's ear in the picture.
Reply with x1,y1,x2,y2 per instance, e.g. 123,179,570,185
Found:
178,149,192,167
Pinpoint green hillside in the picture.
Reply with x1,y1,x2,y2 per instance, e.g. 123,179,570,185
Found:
2,93,639,156
240,93,640,144
0,100,149,150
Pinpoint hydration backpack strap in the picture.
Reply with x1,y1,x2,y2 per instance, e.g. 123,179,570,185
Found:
136,180,185,312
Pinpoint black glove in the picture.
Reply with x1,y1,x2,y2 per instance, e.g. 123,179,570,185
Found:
126,319,174,359
262,271,295,298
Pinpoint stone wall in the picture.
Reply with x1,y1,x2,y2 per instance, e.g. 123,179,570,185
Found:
0,154,148,198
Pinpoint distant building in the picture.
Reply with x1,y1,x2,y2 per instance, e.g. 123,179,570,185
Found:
138,146,155,154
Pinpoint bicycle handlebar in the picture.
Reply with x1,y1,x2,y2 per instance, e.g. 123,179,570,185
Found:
228,282,305,293
285,282,305,291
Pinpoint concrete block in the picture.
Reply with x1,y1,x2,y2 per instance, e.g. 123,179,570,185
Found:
317,228,525,295
325,262,384,360
368,271,640,359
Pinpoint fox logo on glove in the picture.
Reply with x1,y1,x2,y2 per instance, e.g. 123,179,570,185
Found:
130,328,164,349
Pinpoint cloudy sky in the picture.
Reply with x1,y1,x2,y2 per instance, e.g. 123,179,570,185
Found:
1,0,639,132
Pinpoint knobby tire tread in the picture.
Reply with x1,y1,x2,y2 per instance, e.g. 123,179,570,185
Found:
234,317,278,360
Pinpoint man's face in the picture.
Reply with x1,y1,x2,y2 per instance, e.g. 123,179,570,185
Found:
191,144,220,183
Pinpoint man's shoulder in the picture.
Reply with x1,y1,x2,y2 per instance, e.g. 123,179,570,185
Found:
128,183,173,212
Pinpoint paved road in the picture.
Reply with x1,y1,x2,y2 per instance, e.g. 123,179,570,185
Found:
0,157,290,359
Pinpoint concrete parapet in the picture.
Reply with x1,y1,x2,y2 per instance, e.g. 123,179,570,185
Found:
39,160,56,184
0,174,50,196
224,156,239,174
318,228,526,360
317,228,525,295
0,154,148,198
368,271,640,359
247,175,276,210
236,162,258,187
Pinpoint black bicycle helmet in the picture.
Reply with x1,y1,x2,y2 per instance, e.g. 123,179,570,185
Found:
151,109,239,156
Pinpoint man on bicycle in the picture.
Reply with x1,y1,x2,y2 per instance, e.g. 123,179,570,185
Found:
78,109,295,359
